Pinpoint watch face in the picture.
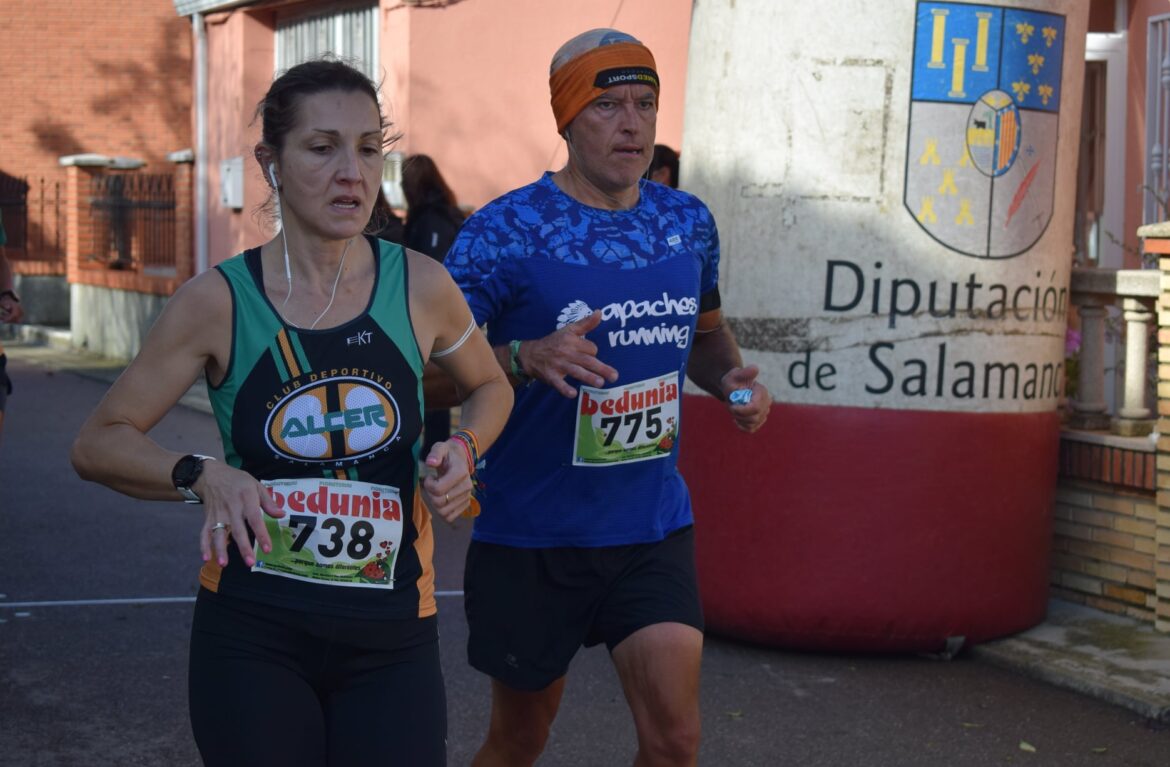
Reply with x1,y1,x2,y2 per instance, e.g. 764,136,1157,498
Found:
172,455,204,488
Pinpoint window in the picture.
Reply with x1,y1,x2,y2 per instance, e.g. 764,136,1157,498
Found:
1075,60,1106,264
275,3,378,80
1144,14,1170,223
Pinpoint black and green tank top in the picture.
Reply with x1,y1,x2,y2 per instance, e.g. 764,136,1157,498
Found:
199,236,436,620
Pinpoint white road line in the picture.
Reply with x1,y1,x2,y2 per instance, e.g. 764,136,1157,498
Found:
1,597,195,608
0,591,465,609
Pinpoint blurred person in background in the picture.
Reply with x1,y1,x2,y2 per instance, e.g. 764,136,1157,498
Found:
648,143,679,188
370,185,406,244
0,212,24,440
403,154,467,453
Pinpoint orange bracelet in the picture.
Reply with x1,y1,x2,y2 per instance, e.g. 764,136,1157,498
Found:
450,435,474,474
452,427,480,458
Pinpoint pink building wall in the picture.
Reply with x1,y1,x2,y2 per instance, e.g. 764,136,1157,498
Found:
198,1,693,266
201,9,277,269
393,0,693,210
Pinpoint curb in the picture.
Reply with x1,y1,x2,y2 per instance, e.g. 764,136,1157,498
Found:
2,323,73,350
972,643,1170,723
970,602,1170,724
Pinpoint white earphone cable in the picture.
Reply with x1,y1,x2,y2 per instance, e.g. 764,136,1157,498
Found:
268,163,352,329
309,238,352,330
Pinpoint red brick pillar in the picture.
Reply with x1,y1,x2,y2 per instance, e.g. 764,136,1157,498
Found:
62,162,106,287
172,159,194,283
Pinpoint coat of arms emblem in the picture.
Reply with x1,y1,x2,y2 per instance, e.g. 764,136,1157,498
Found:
904,2,1065,258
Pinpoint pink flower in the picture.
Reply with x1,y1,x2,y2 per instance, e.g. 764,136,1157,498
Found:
1065,328,1082,356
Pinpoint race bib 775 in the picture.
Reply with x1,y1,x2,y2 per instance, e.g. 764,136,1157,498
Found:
572,372,680,466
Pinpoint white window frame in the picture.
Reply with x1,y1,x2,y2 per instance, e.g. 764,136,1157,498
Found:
1086,32,1127,268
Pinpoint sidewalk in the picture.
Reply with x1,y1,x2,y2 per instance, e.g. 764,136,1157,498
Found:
972,600,1170,723
5,329,1170,724
2,324,211,414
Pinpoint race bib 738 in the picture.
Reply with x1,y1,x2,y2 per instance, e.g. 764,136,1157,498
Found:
252,478,404,589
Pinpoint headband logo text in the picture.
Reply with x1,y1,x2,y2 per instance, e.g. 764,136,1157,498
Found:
593,67,659,90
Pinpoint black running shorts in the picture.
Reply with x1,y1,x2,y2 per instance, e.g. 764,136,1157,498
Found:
463,525,703,692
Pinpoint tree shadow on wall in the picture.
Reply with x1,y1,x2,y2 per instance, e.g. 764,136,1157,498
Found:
70,17,192,165
30,120,86,161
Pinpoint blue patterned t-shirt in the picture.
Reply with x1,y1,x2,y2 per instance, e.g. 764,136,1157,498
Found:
447,172,720,547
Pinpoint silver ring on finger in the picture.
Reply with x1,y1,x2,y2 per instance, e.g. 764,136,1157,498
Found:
210,522,228,533
445,493,450,503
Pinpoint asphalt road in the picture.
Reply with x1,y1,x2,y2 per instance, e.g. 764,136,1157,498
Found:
2,346,1169,766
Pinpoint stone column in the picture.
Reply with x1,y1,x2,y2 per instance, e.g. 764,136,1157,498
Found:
1069,299,1111,430
1117,296,1155,433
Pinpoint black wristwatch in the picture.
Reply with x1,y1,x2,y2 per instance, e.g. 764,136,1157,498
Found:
171,454,216,504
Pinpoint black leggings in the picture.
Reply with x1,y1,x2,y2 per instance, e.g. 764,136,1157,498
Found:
188,590,446,766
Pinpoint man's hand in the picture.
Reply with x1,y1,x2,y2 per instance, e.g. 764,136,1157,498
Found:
721,365,771,433
518,310,619,398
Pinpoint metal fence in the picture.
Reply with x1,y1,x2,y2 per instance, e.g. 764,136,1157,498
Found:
0,174,29,249
88,172,176,272
0,174,66,267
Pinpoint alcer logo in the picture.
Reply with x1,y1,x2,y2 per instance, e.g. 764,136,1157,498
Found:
265,377,400,463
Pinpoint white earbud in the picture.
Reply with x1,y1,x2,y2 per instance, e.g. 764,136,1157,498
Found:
264,160,293,307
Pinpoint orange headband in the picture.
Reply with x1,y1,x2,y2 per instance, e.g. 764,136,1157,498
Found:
550,42,659,134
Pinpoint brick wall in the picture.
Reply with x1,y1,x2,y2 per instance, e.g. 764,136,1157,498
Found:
1159,252,1170,633
1051,481,1159,623
0,1,192,277
64,164,191,296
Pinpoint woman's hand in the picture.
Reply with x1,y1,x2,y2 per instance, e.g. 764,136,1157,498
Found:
196,461,286,567
420,439,475,523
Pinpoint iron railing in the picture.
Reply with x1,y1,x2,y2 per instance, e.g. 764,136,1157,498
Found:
0,173,29,249
0,174,65,267
88,173,176,272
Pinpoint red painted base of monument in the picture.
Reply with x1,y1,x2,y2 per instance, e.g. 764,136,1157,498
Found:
679,396,1058,653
